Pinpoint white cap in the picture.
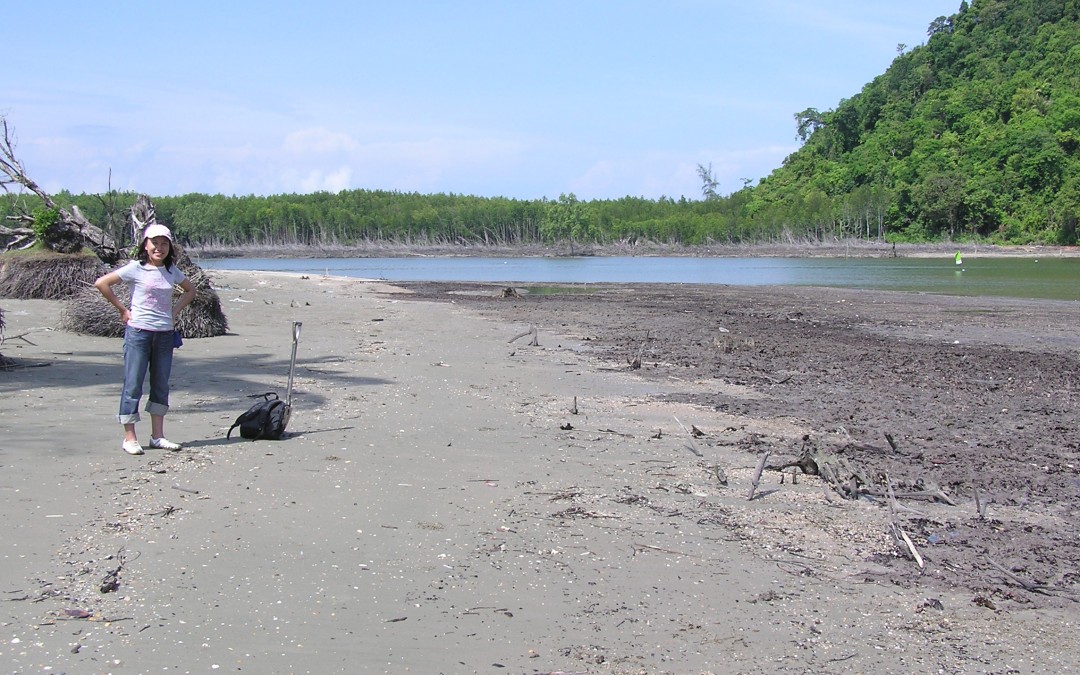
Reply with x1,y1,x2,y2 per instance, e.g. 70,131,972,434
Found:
144,224,173,241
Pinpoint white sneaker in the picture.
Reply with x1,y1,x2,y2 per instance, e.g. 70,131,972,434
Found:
122,440,144,455
149,437,182,451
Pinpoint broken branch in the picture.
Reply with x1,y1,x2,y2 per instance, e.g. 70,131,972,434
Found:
747,451,771,501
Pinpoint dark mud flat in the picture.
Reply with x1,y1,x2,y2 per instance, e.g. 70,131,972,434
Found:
400,281,1080,609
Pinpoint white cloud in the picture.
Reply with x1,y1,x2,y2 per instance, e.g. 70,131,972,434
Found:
298,165,353,193
283,128,358,155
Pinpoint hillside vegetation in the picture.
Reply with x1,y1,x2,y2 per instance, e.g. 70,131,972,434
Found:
747,0,1080,245
3,0,1076,249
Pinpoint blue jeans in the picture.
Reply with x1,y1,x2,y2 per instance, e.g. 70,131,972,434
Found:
118,327,175,424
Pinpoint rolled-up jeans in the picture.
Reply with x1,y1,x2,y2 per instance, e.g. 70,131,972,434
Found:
117,326,175,424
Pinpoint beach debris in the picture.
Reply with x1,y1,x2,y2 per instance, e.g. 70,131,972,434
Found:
509,325,539,346
890,521,925,569
552,505,610,520
708,464,729,485
974,487,989,519
673,416,702,456
772,435,943,502
625,329,651,369
682,443,703,458
984,557,1071,597
549,489,582,502
99,547,131,594
632,542,697,557
746,450,771,501
885,473,925,570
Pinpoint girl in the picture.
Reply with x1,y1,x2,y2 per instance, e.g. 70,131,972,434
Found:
95,223,197,455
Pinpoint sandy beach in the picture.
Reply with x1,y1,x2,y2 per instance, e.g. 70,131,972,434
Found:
1,270,1078,674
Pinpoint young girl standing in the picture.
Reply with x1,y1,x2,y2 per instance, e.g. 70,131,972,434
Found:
95,224,197,455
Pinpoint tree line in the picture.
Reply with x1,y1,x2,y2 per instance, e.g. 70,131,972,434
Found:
1,187,893,250
3,0,1076,250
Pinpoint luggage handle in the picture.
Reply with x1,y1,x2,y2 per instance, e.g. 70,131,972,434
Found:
285,321,302,408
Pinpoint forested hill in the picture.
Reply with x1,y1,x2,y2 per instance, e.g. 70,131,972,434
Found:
745,0,1080,245
4,1,1078,249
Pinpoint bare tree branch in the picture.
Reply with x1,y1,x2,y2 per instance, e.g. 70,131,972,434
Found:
0,115,123,262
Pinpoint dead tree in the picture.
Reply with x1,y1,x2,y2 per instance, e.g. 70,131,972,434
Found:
0,116,122,262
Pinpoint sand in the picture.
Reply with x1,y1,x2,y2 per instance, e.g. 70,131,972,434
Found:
1,270,1077,674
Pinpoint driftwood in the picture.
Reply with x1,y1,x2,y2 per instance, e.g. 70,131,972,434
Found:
708,464,728,486
974,487,989,519
0,327,51,347
509,325,539,346
0,223,34,251
861,483,957,506
747,451,771,501
886,473,925,569
775,434,957,506
626,330,651,370
983,557,1078,599
673,416,703,457
1,117,122,262
891,522,925,569
775,435,868,499
986,557,1045,593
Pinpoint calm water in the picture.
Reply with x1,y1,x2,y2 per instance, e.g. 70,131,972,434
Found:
198,255,1080,301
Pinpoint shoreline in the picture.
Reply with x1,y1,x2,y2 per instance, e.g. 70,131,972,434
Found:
183,240,1080,260
1,270,1077,673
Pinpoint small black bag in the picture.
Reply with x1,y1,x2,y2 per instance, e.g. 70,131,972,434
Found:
227,392,288,440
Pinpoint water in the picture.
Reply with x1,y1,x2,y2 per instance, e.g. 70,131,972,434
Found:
198,255,1080,301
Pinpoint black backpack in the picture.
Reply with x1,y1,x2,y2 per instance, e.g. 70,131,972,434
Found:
227,392,289,440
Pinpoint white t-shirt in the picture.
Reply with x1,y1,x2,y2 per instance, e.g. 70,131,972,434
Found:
115,261,187,331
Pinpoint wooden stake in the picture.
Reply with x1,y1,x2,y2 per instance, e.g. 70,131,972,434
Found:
747,451,771,501
974,487,987,519
894,524,925,569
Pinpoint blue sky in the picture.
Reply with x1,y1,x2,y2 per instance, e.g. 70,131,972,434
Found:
6,1,960,201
